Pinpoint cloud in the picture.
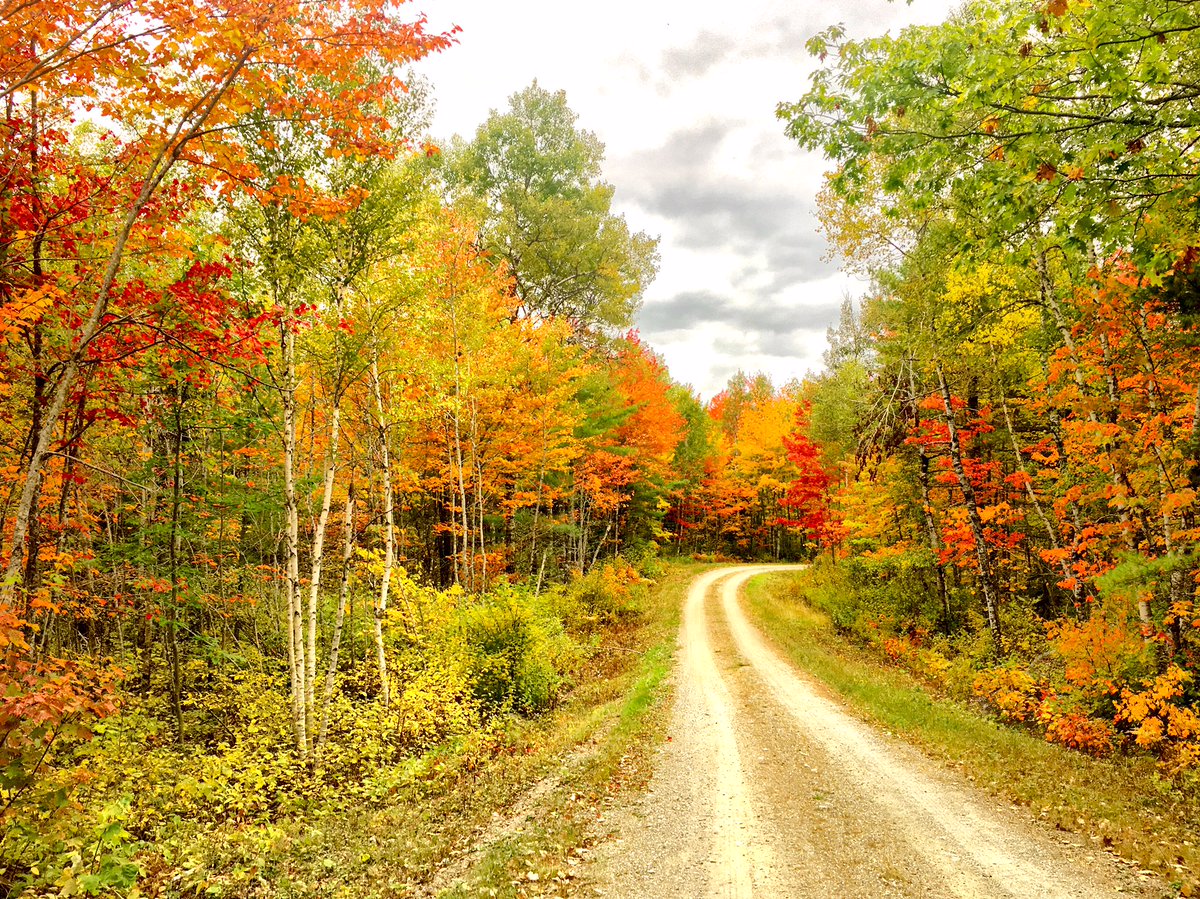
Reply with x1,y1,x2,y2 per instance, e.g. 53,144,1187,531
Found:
609,120,727,186
756,329,811,358
648,184,789,243
613,51,654,86
759,237,836,291
662,30,739,79
637,290,839,337
611,122,834,286
656,14,833,86
638,289,834,395
637,290,727,332
753,12,836,56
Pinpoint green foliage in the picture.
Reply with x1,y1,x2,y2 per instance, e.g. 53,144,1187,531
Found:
807,553,946,638
781,0,1200,270
455,589,566,715
446,82,659,331
666,385,714,488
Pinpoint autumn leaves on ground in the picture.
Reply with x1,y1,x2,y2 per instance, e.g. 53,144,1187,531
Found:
2,0,1200,896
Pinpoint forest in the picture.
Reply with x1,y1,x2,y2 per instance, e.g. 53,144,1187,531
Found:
0,2,824,895
4,0,1200,895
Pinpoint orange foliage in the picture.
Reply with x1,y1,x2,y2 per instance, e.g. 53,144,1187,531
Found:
1117,666,1200,773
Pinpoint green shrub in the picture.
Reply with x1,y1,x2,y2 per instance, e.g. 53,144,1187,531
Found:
455,591,563,715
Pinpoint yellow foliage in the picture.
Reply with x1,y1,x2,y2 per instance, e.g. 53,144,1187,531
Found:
939,261,1039,360
1116,666,1200,773
973,665,1042,722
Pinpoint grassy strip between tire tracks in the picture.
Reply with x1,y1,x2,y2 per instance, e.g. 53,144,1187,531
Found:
742,570,1200,897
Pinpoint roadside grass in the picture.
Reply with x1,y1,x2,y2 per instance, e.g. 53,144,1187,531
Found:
743,571,1200,896
439,559,703,898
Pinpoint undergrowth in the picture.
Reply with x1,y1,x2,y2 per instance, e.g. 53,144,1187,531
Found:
1,557,701,899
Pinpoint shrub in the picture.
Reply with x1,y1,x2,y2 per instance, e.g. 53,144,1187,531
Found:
570,559,647,625
973,665,1044,723
393,658,479,750
456,592,563,715
1116,665,1200,774
1045,600,1155,716
1040,705,1115,757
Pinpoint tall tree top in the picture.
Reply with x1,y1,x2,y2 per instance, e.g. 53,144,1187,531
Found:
445,82,658,333
454,82,605,205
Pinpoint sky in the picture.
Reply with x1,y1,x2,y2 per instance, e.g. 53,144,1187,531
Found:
415,0,956,399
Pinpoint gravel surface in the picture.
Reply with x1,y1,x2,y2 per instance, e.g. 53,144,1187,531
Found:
583,565,1167,899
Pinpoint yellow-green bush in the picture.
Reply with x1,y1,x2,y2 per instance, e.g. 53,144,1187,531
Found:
455,590,564,714
569,558,648,625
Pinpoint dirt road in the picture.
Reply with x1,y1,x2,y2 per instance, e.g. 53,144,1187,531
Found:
585,565,1164,898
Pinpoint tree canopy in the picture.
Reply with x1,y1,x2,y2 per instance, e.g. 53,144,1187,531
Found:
447,82,659,332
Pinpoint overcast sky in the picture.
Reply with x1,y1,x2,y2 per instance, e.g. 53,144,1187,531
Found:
416,0,955,399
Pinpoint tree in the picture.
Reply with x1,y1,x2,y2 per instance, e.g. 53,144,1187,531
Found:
446,82,659,333
1,0,456,603
782,0,1200,767
780,0,1200,273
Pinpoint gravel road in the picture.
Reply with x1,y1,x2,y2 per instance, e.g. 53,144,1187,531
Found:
584,565,1165,899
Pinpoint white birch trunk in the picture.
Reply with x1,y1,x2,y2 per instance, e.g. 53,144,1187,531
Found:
317,485,355,754
281,320,308,756
369,356,393,710
306,401,341,737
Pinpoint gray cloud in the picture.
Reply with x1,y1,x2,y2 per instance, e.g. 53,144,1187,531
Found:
640,182,834,287
611,122,833,286
649,184,791,243
656,14,832,87
712,332,756,357
757,329,809,358
638,290,839,337
637,290,727,332
609,120,727,187
662,30,739,80
755,13,832,56
760,237,837,291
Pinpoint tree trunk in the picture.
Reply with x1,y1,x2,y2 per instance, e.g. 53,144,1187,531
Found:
917,447,951,627
306,399,342,739
937,363,1001,642
909,364,950,626
281,319,308,757
317,484,355,754
369,356,393,711
167,387,186,744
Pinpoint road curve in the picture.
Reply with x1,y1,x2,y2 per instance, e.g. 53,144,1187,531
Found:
585,565,1163,899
